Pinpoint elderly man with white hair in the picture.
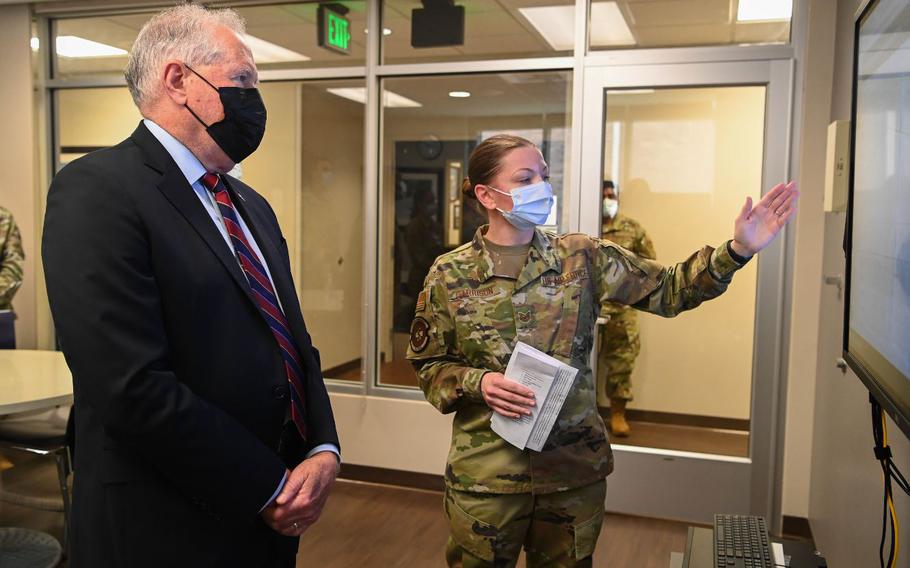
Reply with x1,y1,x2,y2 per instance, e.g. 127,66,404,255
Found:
42,4,340,566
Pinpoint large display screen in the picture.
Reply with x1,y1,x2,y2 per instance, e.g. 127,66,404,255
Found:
844,0,910,438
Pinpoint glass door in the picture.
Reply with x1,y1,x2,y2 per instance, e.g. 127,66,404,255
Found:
579,59,792,524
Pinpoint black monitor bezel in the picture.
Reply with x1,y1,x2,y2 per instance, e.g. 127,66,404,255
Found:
842,0,910,440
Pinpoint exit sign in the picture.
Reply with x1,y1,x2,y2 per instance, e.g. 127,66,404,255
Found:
318,4,351,55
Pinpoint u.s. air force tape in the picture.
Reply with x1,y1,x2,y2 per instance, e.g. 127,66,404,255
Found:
409,317,430,353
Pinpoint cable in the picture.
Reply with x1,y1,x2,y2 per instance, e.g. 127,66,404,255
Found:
882,408,895,568
875,403,888,567
883,410,899,568
870,395,910,568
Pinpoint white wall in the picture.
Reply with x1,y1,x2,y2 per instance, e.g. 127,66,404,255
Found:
780,0,839,519
330,392,452,474
810,211,910,566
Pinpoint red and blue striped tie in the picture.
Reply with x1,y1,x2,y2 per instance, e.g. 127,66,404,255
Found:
201,172,307,439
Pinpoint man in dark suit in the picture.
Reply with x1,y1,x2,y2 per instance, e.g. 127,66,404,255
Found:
42,5,340,566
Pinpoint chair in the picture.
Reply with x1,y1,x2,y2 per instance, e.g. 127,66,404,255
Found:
0,405,72,552
0,527,62,568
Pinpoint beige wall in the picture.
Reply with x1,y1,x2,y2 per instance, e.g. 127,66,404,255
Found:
243,82,300,281
290,86,363,373
57,88,141,150
780,0,838,520
604,87,764,419
0,5,38,349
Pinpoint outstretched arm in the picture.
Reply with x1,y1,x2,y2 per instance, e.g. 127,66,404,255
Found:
593,181,799,317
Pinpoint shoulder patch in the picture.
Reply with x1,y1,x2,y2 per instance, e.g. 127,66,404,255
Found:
409,317,430,353
415,289,427,312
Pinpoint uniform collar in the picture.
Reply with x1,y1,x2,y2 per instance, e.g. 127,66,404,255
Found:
603,213,623,230
471,225,560,286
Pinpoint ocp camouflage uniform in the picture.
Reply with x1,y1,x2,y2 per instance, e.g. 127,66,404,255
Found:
598,213,656,404
407,226,745,567
0,207,24,310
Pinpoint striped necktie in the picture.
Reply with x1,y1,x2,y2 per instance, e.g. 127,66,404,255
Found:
200,172,307,439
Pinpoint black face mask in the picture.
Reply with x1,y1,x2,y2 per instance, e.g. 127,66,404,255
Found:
183,63,266,164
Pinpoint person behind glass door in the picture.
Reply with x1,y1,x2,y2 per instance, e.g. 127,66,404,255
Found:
597,179,657,437
406,134,798,567
42,5,339,566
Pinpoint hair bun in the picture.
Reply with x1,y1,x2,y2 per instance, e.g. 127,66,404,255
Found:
461,177,476,199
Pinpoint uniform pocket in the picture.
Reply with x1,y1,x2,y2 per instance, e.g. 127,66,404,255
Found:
444,489,497,562
451,290,513,370
573,509,604,560
552,283,594,359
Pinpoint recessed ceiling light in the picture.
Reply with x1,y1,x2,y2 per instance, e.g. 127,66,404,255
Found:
326,87,422,108
448,91,471,98
55,35,127,58
737,0,793,22
243,34,310,63
519,2,635,51
363,28,393,36
518,6,575,51
30,37,39,51
589,2,636,46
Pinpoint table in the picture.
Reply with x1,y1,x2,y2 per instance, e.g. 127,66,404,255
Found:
0,351,72,563
0,351,72,416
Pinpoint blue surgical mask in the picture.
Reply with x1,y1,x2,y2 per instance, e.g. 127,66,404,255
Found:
489,181,554,230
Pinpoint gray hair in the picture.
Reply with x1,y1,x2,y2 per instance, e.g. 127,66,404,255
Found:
124,4,246,109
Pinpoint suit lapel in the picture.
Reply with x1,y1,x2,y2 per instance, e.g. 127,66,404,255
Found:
130,123,259,310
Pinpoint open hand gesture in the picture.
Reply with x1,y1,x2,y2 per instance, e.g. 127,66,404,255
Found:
731,181,799,257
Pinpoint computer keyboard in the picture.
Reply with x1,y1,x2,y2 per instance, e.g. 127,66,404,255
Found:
714,514,773,568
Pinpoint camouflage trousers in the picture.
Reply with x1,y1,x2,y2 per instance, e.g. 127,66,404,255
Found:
596,308,640,406
443,480,607,568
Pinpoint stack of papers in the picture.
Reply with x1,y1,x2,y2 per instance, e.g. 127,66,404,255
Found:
490,342,578,451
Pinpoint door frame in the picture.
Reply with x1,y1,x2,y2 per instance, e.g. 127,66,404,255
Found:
576,59,794,524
